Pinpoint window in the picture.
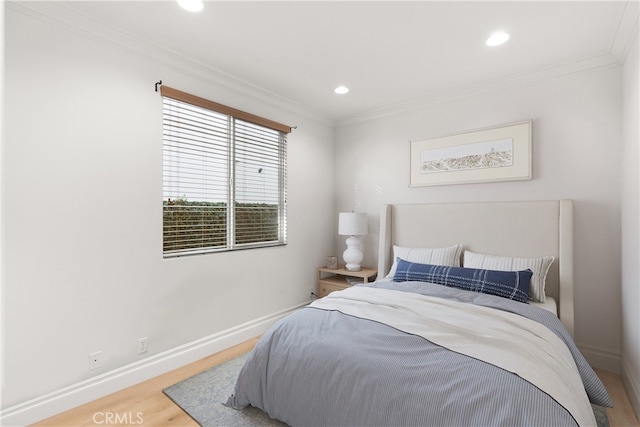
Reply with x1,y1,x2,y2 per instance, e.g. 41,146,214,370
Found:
160,86,291,257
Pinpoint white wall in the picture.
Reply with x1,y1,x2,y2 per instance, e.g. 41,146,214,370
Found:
2,3,334,415
621,33,640,418
335,64,623,371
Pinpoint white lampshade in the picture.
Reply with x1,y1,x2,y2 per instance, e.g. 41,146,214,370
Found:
338,212,368,236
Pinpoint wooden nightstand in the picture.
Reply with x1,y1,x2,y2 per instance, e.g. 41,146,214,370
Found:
317,265,378,298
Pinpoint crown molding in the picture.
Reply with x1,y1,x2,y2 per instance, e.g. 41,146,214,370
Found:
336,53,621,128
8,1,633,130
609,1,640,63
6,1,334,129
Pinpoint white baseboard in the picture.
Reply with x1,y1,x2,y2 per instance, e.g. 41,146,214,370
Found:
621,357,640,421
0,303,306,427
577,343,621,373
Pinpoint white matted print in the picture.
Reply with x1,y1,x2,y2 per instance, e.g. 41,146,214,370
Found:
410,121,532,186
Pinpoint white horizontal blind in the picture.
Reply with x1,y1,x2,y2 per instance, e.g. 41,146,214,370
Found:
162,95,287,257
234,119,287,246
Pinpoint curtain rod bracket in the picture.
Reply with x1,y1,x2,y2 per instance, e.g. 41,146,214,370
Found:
155,80,163,92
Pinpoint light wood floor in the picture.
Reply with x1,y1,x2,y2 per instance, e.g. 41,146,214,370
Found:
33,338,260,427
34,337,639,427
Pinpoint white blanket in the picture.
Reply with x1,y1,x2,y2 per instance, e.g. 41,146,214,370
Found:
311,286,596,427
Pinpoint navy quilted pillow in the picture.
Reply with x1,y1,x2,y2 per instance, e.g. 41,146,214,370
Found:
392,258,532,303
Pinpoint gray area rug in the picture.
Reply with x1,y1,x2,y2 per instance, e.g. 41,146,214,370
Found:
164,352,609,427
163,352,286,426
593,403,610,427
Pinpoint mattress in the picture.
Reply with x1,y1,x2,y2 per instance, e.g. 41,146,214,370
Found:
531,295,558,315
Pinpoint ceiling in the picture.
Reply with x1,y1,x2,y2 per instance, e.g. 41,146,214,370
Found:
17,1,639,123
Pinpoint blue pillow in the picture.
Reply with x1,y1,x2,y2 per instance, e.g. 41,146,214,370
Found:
392,258,532,303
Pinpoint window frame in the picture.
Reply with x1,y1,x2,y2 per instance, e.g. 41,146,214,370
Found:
160,85,291,258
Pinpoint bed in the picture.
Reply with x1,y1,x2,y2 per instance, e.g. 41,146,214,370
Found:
226,200,612,426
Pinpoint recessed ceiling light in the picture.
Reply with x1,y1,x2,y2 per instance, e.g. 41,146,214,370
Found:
334,86,349,95
486,31,510,47
177,0,204,12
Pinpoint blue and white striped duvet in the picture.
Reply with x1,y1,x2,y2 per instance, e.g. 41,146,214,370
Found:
226,281,611,426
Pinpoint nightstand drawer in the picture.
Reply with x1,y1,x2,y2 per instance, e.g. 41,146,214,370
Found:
317,281,350,298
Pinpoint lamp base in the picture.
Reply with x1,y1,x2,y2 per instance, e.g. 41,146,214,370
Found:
343,235,363,272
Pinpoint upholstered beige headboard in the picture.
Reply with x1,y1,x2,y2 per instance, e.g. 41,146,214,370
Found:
378,200,574,336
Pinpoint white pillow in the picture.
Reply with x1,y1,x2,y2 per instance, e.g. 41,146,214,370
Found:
463,250,554,303
385,244,463,279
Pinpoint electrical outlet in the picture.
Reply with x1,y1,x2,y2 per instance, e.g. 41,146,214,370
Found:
138,337,148,354
89,351,102,370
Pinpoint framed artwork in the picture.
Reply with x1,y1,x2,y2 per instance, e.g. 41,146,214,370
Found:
409,120,532,187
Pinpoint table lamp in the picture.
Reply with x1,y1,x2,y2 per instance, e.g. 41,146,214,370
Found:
338,212,368,271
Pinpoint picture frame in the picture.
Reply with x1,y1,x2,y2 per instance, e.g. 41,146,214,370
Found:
326,256,338,270
409,120,532,187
